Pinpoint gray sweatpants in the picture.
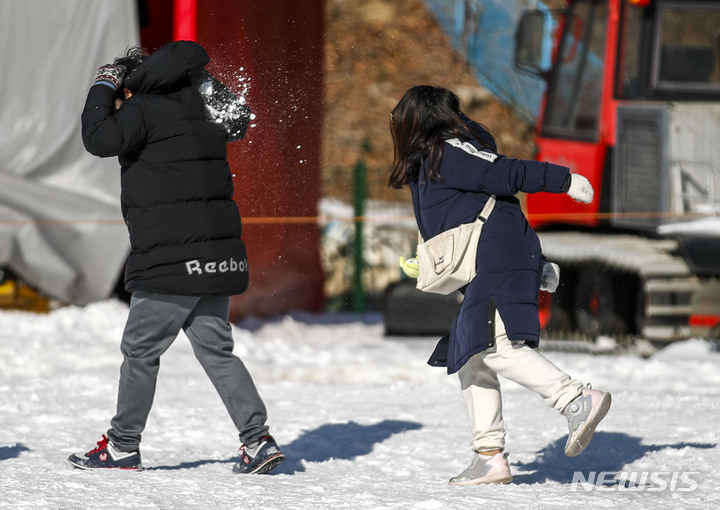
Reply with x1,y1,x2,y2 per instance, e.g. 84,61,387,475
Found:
108,291,269,452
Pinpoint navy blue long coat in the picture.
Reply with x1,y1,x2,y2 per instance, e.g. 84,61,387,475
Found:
410,137,570,374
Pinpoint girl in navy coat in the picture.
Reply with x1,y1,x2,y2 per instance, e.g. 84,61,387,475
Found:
389,85,611,485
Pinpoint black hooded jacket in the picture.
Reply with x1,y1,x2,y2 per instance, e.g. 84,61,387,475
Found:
81,41,249,296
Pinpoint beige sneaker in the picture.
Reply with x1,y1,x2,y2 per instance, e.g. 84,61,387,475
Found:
563,385,612,457
449,452,513,486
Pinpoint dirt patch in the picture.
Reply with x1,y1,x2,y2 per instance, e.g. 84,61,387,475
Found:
322,0,536,205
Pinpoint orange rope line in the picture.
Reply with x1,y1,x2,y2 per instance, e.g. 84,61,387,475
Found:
0,211,715,226
526,211,716,221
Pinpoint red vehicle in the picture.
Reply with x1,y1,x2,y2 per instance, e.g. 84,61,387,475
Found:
515,0,720,343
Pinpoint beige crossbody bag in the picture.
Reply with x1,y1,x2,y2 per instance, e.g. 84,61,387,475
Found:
413,194,496,295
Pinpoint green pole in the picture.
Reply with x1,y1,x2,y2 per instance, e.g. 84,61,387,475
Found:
352,139,371,312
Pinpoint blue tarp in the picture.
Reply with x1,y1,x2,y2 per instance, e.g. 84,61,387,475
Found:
423,0,550,123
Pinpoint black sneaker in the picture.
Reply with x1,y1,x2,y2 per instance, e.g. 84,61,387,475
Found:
232,435,285,474
68,435,142,470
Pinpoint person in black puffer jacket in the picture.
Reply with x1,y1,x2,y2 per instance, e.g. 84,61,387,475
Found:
68,41,284,475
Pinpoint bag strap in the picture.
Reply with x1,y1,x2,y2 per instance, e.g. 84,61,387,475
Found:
411,182,496,243
478,194,496,222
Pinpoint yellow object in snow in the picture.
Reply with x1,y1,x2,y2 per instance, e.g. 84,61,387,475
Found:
0,279,50,313
399,257,420,279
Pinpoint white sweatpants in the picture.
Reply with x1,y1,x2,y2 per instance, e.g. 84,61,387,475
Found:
457,310,584,452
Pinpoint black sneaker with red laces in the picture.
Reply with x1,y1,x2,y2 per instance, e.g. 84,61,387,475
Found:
68,434,142,470
232,435,285,474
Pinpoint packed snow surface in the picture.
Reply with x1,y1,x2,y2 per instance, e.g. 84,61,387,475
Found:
1,300,719,509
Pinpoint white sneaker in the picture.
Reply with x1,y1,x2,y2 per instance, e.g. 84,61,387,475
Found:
449,452,513,486
563,385,612,457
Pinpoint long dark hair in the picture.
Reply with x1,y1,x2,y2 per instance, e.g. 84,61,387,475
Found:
388,85,496,189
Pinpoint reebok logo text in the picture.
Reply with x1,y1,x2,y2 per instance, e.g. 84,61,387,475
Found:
185,257,248,276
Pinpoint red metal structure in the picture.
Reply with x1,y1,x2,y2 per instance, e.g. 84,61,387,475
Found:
139,0,325,320
516,0,720,342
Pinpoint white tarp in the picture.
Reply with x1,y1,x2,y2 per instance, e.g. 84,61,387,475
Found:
0,0,139,304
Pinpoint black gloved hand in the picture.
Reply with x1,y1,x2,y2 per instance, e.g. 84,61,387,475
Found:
192,68,251,142
94,64,127,90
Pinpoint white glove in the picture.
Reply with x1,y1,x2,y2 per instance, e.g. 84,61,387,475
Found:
540,262,560,293
567,174,594,203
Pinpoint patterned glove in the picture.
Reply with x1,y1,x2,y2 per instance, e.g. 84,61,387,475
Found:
566,174,594,204
540,262,560,293
399,257,420,279
94,64,127,90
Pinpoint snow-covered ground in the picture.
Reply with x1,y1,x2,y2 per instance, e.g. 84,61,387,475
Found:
1,300,719,509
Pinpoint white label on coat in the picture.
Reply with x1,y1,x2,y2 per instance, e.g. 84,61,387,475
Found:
446,138,498,162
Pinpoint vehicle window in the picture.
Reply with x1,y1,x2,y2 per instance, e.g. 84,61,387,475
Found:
654,4,720,93
542,0,608,140
616,4,644,99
